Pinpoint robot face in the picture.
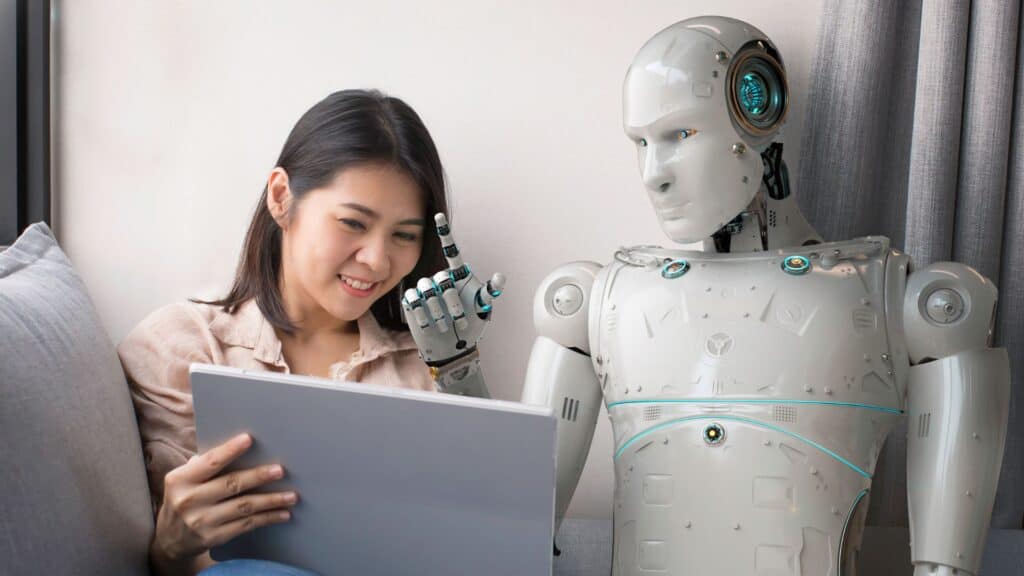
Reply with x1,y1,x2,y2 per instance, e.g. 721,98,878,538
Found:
623,17,788,244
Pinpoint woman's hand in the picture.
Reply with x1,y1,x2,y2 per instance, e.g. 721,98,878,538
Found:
150,433,297,575
401,213,505,367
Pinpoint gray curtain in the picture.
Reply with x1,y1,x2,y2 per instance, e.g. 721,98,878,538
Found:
797,0,1023,529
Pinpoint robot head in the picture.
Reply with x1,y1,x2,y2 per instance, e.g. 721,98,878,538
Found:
623,16,789,243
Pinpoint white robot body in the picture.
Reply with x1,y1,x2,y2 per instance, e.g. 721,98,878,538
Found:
522,15,1011,576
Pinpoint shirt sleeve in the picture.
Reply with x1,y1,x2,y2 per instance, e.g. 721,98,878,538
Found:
117,302,214,515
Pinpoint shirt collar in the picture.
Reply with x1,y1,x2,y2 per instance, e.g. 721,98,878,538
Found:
208,299,417,368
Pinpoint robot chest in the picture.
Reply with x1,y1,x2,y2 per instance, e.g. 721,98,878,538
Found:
592,248,897,406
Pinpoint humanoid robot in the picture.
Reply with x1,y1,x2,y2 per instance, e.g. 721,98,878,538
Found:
521,16,1011,576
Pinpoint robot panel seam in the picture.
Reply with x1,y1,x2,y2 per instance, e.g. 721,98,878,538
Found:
606,398,903,414
614,414,872,479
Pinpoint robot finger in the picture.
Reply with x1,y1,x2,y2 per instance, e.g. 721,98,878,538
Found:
434,213,466,273
403,288,430,329
434,270,468,331
417,277,449,333
474,272,506,318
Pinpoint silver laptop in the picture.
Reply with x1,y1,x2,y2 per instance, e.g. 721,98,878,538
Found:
191,364,556,576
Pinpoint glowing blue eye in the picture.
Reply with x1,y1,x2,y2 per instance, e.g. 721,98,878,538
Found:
639,138,648,147
678,129,696,141
739,72,768,116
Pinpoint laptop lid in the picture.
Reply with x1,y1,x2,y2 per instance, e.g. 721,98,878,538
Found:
191,363,556,576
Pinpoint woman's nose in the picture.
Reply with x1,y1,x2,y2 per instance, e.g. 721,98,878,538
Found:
354,236,390,275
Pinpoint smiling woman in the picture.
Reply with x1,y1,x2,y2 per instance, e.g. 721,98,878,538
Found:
115,90,488,576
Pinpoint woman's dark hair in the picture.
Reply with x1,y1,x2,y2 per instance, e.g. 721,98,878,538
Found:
199,89,448,333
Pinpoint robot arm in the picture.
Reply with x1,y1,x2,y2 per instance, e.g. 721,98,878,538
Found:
521,262,603,539
903,262,1011,576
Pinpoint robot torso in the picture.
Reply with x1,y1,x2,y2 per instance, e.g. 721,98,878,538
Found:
589,236,908,575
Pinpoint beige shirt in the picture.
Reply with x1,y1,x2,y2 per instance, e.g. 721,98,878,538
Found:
118,299,433,512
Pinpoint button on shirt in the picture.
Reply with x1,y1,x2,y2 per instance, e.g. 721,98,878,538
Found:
117,299,434,512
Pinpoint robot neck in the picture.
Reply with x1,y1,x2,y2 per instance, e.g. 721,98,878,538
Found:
708,143,823,254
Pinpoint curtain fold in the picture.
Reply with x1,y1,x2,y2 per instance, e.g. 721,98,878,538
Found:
797,0,1023,529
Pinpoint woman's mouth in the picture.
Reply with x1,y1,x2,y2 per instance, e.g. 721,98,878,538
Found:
338,274,379,297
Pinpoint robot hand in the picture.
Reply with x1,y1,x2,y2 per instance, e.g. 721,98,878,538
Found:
401,213,505,366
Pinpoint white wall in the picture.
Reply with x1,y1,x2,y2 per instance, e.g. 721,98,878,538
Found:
55,0,823,519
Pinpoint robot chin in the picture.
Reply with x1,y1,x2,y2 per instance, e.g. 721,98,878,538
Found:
659,216,722,245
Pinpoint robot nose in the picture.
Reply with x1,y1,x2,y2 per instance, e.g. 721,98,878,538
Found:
642,167,674,194
642,147,674,193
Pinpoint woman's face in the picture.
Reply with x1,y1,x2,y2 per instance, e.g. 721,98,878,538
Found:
272,163,426,328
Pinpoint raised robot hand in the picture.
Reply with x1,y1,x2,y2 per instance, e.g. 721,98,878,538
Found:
401,213,504,394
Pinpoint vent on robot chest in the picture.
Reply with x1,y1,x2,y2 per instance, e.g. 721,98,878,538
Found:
768,209,777,228
773,405,797,423
643,405,662,421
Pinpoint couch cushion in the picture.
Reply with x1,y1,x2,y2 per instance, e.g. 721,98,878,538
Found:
0,223,153,574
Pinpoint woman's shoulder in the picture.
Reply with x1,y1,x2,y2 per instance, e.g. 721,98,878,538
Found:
125,301,222,338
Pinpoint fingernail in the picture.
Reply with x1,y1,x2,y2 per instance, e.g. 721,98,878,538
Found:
268,465,284,478
278,511,291,521
283,492,298,504
236,433,252,446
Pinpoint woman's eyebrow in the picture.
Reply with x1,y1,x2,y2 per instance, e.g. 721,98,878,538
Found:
339,202,378,218
340,203,425,226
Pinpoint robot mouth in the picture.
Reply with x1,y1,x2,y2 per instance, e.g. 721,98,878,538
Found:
658,203,692,221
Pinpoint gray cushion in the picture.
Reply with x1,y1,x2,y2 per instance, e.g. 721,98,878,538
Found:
0,223,153,574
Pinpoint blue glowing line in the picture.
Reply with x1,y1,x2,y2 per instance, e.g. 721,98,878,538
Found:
613,414,871,479
838,489,870,574
606,398,902,415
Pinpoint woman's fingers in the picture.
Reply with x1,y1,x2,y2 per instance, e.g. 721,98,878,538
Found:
202,490,298,528
190,463,286,506
203,509,293,550
173,433,253,485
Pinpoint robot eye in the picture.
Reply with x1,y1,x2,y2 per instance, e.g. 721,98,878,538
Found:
677,129,697,141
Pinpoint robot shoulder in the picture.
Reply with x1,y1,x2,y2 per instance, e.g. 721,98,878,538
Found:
533,261,603,354
903,260,998,364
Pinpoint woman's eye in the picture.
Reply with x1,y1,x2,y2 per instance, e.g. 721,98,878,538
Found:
677,129,697,141
638,138,648,148
339,218,366,231
394,231,419,242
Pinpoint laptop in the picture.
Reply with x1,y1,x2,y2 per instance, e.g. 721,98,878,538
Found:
190,363,556,576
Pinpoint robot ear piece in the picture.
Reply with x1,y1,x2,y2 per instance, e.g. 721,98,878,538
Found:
726,41,789,142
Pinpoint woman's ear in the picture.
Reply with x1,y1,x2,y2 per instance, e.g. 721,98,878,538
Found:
266,167,294,228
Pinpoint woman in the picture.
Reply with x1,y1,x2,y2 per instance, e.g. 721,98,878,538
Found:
119,90,502,575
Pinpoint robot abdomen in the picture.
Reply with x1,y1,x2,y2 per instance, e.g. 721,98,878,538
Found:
610,405,892,575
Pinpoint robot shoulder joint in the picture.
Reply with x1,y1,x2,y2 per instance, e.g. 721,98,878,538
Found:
533,261,602,354
903,261,998,364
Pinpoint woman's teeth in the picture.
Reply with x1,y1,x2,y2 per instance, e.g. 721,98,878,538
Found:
341,275,375,290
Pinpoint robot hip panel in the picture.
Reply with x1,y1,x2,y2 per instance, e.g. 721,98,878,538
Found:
612,417,873,575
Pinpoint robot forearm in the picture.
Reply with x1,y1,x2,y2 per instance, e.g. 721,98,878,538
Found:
907,347,1011,576
522,336,601,534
